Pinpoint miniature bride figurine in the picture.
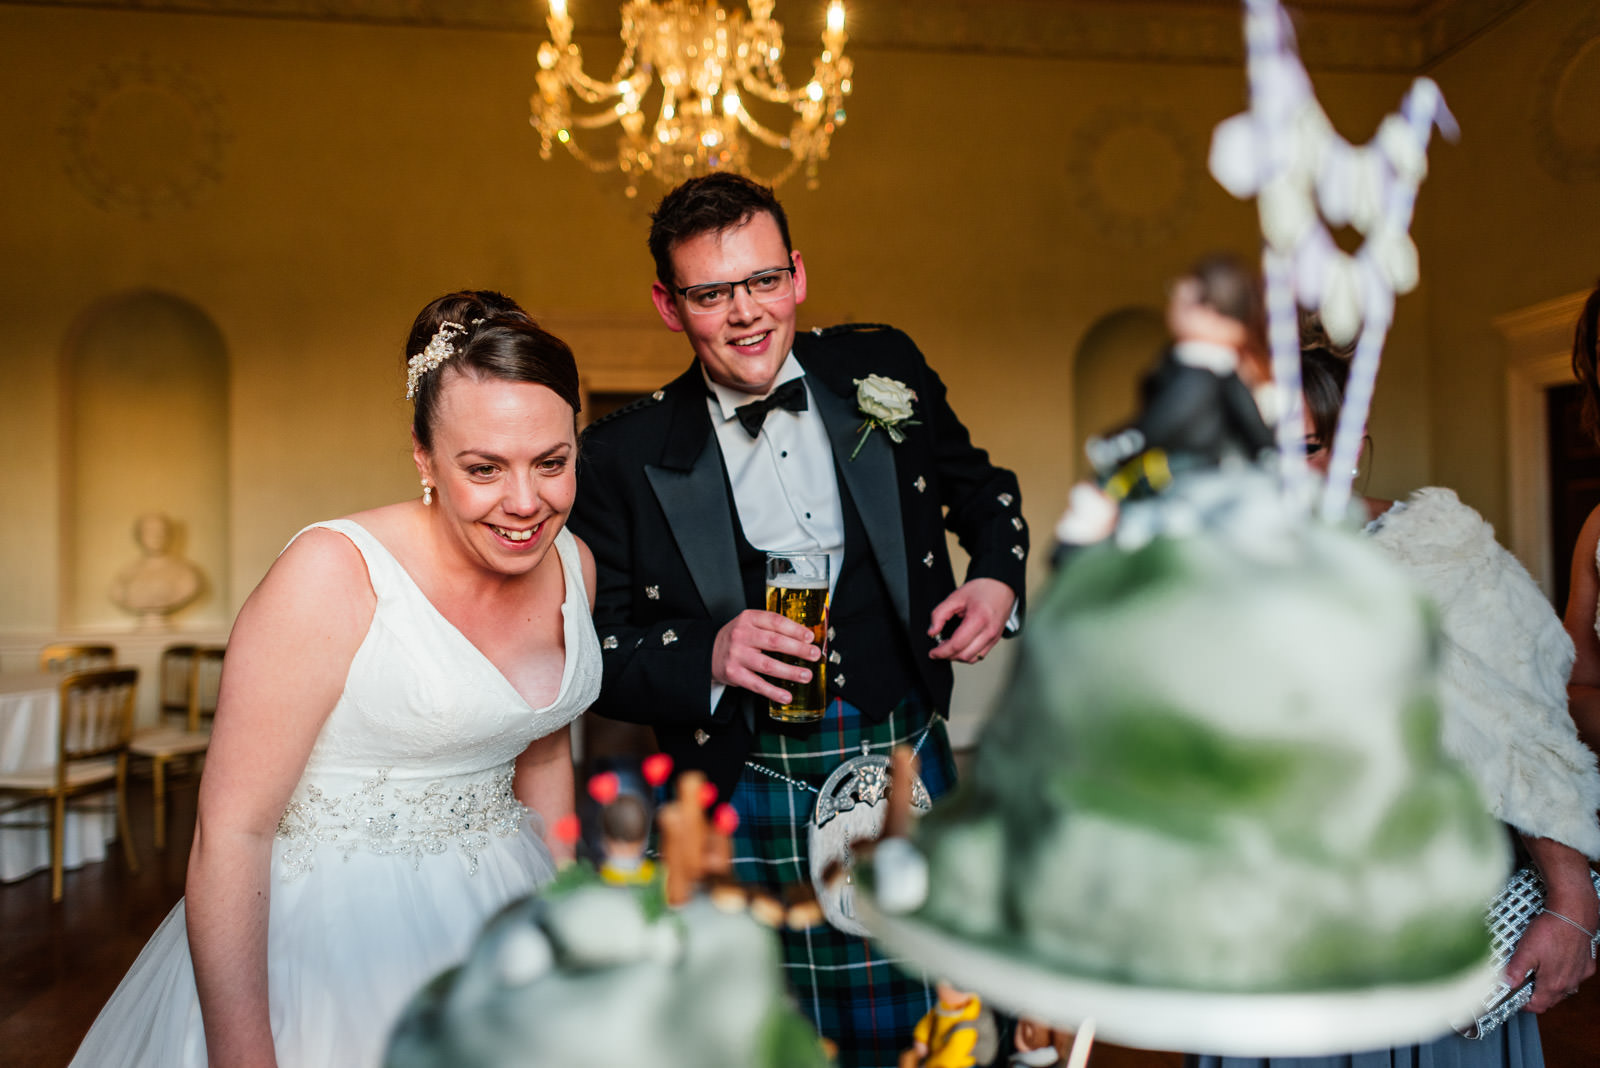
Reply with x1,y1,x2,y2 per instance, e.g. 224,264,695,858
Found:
109,512,203,629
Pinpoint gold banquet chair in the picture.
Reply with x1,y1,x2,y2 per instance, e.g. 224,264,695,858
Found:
130,645,223,849
156,644,200,723
0,668,141,902
38,643,116,673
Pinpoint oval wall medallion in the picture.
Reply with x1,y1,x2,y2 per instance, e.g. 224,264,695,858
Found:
1069,107,1199,248
1533,13,1600,182
60,55,230,219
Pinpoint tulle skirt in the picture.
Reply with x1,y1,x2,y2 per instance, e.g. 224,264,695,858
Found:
70,822,555,1067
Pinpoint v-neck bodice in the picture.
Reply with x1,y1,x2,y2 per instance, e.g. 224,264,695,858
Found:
271,519,600,876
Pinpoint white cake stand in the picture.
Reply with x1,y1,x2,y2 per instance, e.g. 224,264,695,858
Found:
857,892,1495,1057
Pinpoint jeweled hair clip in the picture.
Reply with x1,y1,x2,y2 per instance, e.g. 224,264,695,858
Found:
405,321,469,400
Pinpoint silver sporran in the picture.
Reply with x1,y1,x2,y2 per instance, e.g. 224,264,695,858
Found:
808,749,931,936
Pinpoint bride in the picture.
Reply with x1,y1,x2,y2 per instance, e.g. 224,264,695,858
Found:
71,291,601,1067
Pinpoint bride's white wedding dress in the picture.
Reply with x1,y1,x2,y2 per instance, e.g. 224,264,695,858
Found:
71,519,601,1067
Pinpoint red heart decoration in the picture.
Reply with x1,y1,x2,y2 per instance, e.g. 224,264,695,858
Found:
699,781,719,810
641,753,674,787
713,803,740,836
552,813,581,844
587,772,620,805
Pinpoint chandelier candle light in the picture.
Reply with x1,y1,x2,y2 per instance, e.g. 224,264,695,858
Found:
531,0,852,197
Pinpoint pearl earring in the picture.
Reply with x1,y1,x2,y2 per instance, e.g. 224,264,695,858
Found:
422,480,433,506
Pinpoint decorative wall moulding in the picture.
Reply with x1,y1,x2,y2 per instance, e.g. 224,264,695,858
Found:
1532,7,1600,183
59,54,230,218
6,0,1532,73
1068,106,1201,248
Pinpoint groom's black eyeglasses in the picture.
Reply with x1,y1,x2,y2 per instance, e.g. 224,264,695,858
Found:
675,267,797,315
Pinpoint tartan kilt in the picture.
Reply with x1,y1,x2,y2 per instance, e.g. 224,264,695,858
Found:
729,694,958,1068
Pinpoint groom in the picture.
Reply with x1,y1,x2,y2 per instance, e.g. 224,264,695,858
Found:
569,172,1027,1065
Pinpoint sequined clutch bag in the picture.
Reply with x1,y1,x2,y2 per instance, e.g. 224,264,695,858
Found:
1458,866,1600,1039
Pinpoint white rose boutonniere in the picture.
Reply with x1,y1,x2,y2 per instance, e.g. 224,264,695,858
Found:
851,375,920,459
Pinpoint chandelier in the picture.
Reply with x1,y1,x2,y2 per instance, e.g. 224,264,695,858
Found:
530,0,852,197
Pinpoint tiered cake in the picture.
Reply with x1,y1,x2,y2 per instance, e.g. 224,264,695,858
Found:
865,471,1507,1055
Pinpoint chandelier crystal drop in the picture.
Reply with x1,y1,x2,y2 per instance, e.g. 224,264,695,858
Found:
531,0,852,197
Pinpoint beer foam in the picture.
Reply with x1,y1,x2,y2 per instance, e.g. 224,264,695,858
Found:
767,572,828,590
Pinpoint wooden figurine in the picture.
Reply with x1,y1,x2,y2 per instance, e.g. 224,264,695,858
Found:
899,980,999,1068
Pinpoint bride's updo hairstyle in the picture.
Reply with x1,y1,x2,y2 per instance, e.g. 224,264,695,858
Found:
1570,278,1600,444
1300,343,1350,445
406,290,582,452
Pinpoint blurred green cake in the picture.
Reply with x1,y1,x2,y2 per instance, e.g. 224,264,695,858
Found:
386,866,830,1068
865,472,1506,1051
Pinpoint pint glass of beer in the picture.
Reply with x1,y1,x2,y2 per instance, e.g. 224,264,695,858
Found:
765,551,829,722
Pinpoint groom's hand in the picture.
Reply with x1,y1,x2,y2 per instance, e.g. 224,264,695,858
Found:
928,578,1015,663
712,609,821,703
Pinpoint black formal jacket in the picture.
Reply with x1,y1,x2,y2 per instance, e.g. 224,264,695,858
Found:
568,324,1028,797
1134,348,1275,466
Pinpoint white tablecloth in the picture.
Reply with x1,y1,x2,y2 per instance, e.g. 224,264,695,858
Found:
0,672,119,883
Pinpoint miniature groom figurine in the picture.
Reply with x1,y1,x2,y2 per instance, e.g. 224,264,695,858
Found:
569,172,1028,1065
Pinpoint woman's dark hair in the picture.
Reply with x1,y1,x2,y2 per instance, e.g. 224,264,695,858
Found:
406,290,581,451
1298,307,1357,359
1571,279,1600,443
647,172,792,288
1300,344,1350,447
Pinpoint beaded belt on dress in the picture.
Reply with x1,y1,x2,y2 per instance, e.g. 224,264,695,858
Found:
274,763,527,881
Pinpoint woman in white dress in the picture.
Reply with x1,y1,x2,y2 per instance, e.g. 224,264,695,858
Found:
71,290,602,1067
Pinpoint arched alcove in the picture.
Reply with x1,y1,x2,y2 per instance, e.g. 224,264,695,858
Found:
63,291,229,629
1072,305,1166,481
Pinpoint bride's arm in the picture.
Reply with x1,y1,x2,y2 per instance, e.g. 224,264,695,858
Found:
515,726,575,864
185,530,375,1067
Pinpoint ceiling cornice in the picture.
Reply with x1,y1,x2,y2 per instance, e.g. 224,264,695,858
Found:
0,0,1529,72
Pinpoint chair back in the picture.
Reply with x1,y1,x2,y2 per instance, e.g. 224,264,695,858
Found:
39,643,116,674
185,646,225,732
57,668,138,771
158,645,200,720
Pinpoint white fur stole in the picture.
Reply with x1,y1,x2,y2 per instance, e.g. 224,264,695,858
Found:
1369,487,1600,859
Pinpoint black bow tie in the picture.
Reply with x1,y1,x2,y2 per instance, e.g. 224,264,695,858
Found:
733,377,808,438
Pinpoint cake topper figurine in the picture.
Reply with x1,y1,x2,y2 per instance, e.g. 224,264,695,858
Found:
899,980,1000,1068
1085,253,1276,487
1056,254,1275,561
1207,0,1455,518
588,772,658,886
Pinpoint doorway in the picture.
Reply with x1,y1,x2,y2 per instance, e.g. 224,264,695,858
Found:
1546,382,1600,613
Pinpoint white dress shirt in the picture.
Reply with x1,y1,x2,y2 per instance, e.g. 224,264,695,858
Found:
703,352,845,715
704,353,846,586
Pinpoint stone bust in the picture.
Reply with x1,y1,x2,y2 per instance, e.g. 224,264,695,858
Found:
110,512,203,628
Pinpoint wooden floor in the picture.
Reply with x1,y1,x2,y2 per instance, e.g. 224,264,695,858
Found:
0,779,196,1068
1,779,1595,1067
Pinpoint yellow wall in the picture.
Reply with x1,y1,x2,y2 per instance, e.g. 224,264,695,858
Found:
1,2,1592,722
1423,0,1600,533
